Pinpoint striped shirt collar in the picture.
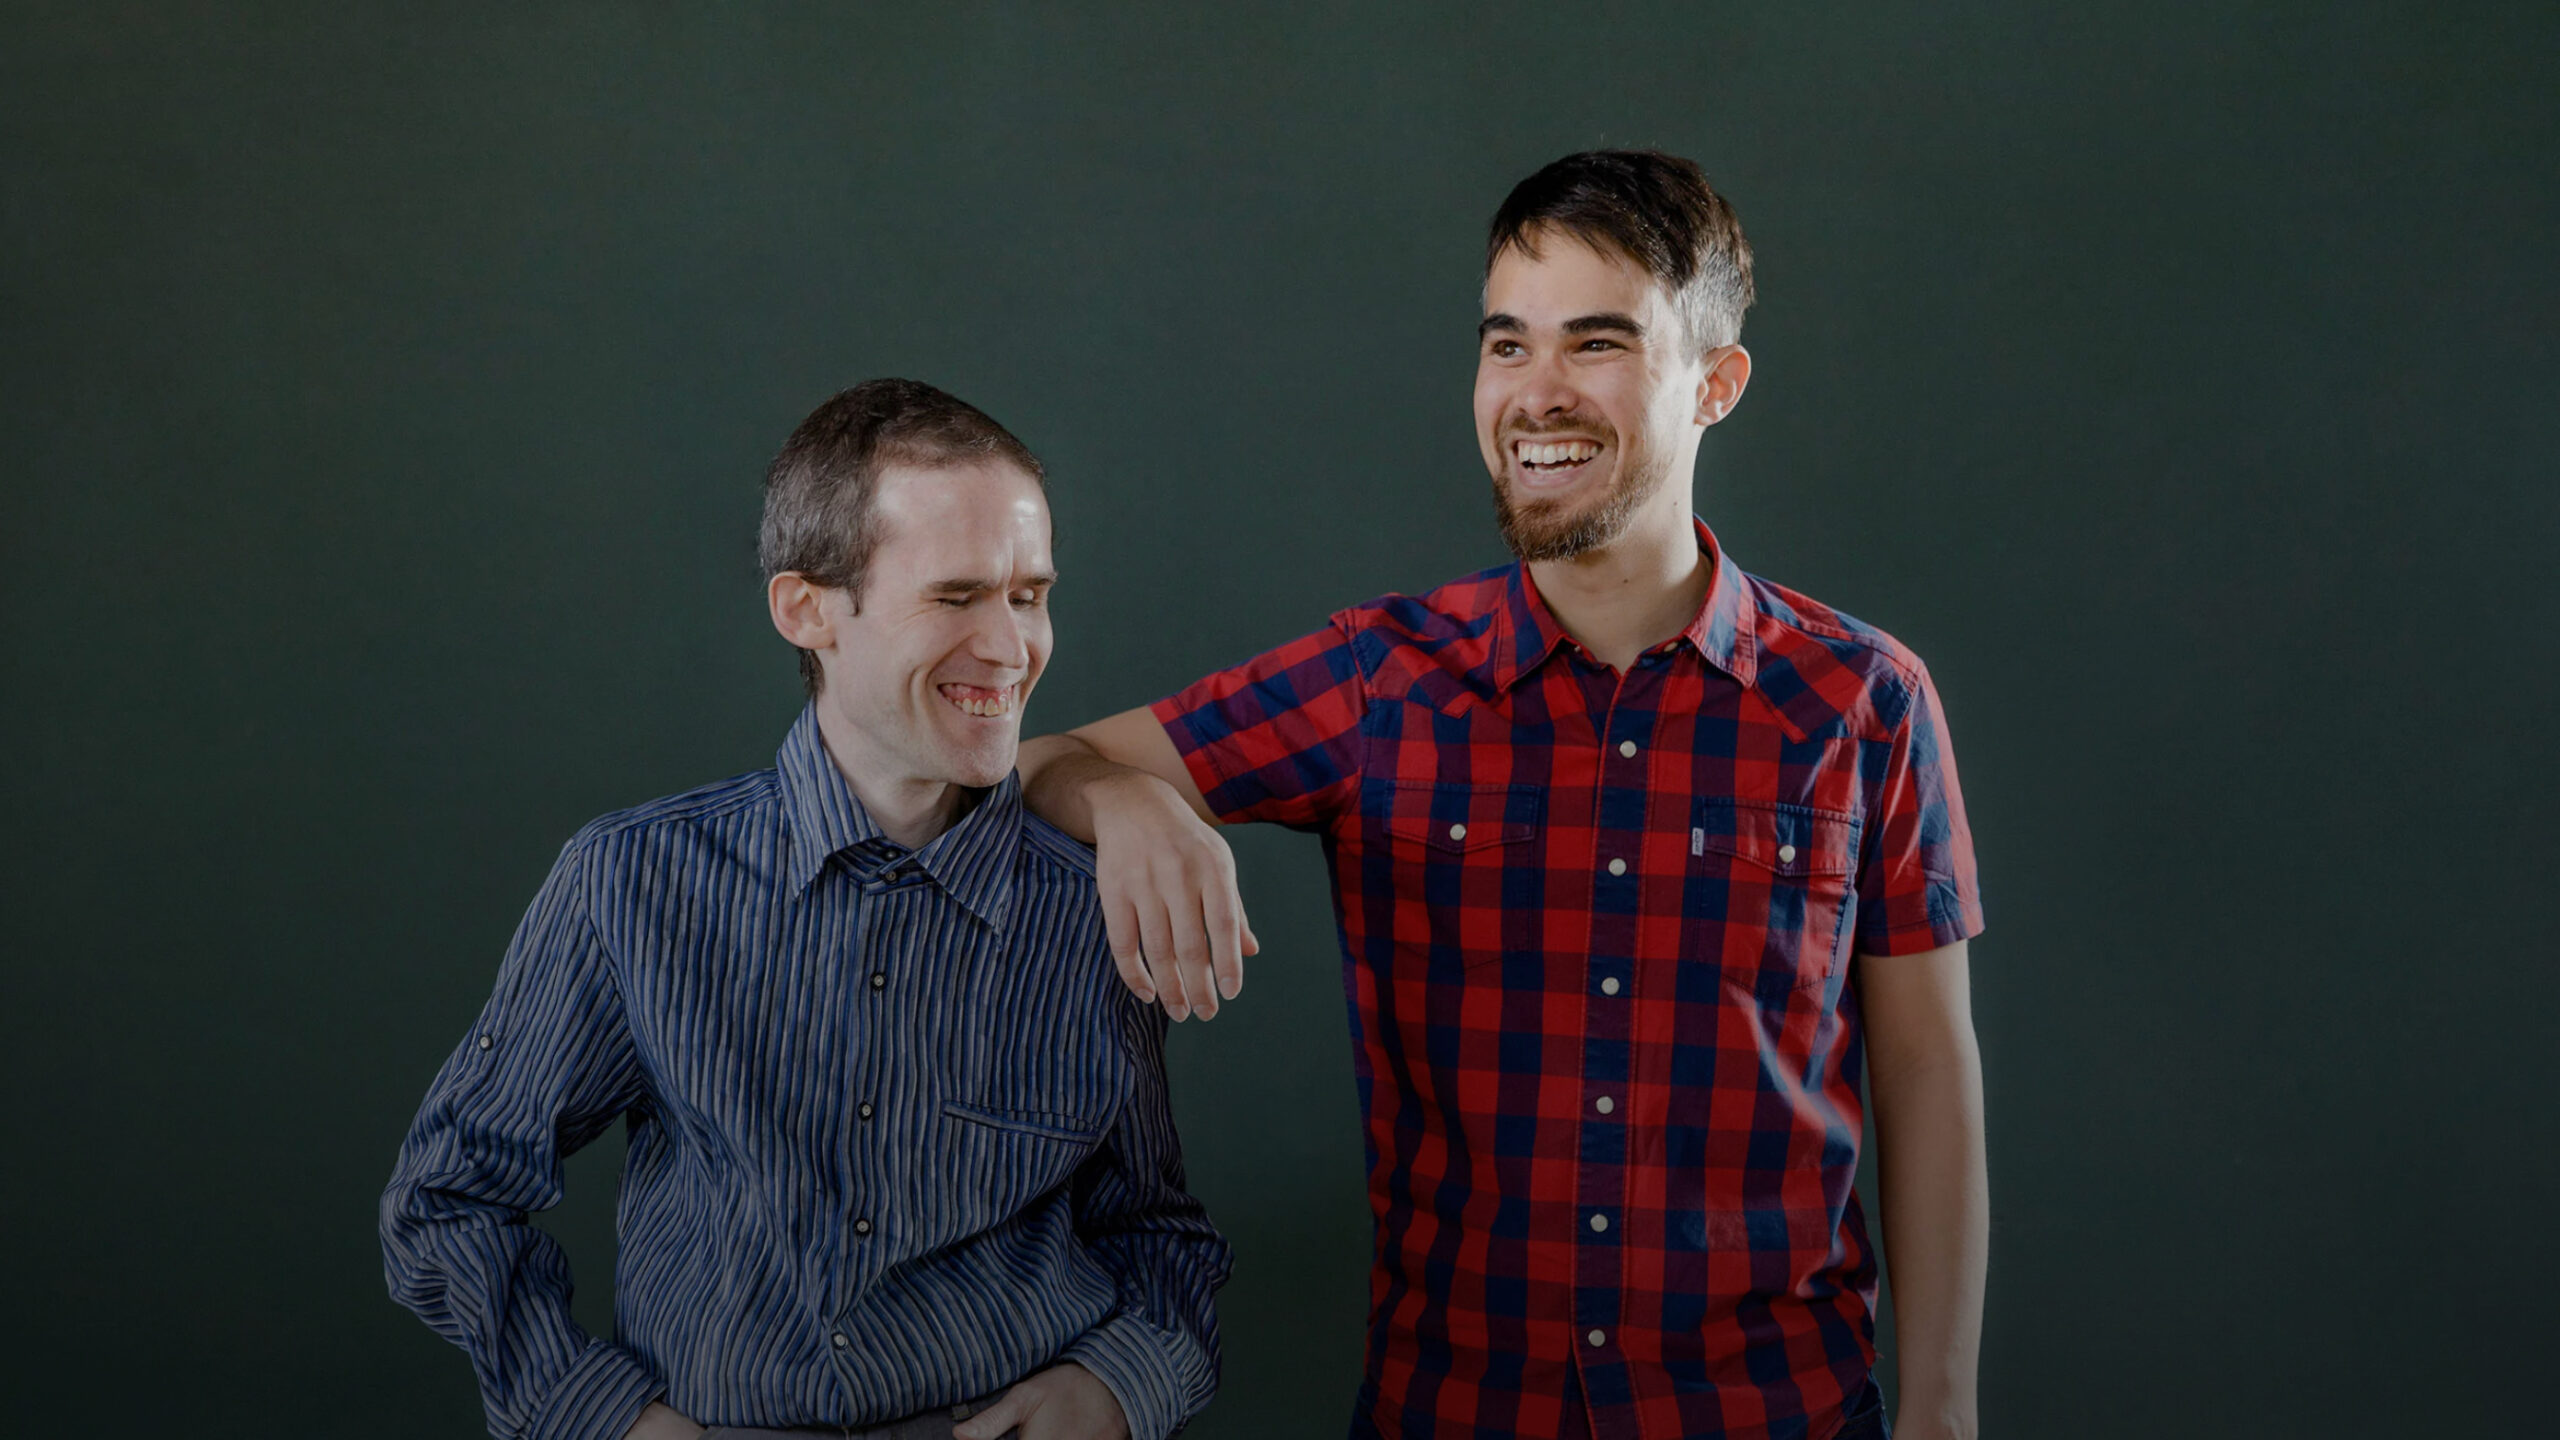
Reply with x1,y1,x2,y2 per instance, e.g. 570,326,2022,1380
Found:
777,703,1021,927
1491,514,1759,693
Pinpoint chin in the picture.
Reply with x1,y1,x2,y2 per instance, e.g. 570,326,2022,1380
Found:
946,744,1019,790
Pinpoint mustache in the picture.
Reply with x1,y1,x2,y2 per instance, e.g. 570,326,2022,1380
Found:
1500,417,1615,442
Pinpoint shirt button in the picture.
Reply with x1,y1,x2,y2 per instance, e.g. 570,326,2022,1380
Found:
1600,977,1620,996
476,1035,494,1051
1594,1095,1615,1114
1587,1329,1607,1348
870,972,887,991
1778,843,1798,864
1590,1213,1610,1232
1607,858,1627,876
1448,823,1467,841
857,1102,875,1121
853,1217,872,1237
832,1332,849,1350
1618,740,1637,758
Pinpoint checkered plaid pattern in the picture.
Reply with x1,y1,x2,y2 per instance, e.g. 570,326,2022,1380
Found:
1152,520,1982,1440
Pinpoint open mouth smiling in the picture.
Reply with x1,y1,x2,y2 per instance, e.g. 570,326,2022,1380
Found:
937,682,1017,719
1513,437,1603,482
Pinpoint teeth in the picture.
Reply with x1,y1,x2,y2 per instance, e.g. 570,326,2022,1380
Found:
945,687,1014,719
1518,440,1600,467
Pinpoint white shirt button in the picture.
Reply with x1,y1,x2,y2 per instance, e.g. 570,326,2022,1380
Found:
1449,823,1467,841
1777,844,1797,864
477,1035,494,1051
1590,1213,1609,1232
1600,977,1620,996
832,1332,850,1349
1587,1329,1607,1348
1618,740,1637,758
1607,858,1627,876
1594,1095,1614,1114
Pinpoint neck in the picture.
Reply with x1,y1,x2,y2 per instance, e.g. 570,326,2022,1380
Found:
813,701,967,850
1526,489,1710,672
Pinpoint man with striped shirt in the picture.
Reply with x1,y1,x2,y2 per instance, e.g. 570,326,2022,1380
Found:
1018,153,1988,1439
382,380,1230,1440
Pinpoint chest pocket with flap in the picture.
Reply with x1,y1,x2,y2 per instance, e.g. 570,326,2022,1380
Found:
1376,780,1543,970
1685,797,1861,1001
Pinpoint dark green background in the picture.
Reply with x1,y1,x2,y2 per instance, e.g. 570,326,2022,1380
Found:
5,3,2553,1435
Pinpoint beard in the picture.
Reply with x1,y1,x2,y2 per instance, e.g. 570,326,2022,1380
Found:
1489,423,1662,563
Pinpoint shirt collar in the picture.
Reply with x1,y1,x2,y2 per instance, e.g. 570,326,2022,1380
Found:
1491,515,1758,692
778,704,1021,928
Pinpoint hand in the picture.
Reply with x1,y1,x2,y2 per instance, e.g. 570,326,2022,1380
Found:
622,1401,707,1440
951,1362,1129,1440
1090,769,1257,1021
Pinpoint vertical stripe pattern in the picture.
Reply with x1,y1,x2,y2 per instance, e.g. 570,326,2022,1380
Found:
380,706,1230,1440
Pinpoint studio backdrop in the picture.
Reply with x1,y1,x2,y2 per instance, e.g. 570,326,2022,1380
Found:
3,4,2553,1436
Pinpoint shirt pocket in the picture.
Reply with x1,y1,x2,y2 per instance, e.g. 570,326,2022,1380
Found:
1685,798,1861,1001
935,1023,1124,1236
1377,780,1544,971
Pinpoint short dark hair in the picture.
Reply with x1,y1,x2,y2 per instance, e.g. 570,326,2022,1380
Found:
759,378,1045,698
1485,149,1756,353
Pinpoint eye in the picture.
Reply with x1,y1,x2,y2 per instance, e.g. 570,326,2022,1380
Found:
1010,592,1044,610
935,596,971,609
1487,338,1523,358
1577,337,1622,352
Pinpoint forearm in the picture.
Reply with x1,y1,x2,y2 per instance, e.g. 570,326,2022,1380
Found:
1017,732,1123,843
1871,1031,1988,1438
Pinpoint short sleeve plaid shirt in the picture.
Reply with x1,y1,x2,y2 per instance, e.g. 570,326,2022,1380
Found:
1152,519,1983,1440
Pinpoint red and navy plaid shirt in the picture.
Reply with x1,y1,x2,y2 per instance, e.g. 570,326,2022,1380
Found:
1152,519,1983,1440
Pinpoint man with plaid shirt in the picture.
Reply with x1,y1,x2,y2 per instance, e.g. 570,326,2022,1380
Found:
1019,151,1987,1440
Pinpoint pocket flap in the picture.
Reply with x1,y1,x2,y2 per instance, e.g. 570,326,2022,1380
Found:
1381,781,1543,853
1691,799,1858,877
942,1100,1106,1144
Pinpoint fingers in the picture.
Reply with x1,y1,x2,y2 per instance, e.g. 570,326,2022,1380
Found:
1100,882,1154,1005
1134,891,1188,1021
1203,875,1248,1005
951,1386,1031,1440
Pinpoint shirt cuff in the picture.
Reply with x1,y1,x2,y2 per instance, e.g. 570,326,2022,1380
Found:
1061,1312,1200,1440
526,1338,665,1440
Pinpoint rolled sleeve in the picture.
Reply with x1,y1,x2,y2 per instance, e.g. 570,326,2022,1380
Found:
1854,662,1986,956
1150,619,1368,831
1062,1310,1197,1440
527,1340,665,1440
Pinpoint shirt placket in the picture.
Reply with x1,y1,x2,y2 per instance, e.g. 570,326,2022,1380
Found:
827,852,920,1372
1574,657,1660,1438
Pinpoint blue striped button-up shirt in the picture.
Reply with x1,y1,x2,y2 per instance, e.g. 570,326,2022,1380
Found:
380,707,1231,1440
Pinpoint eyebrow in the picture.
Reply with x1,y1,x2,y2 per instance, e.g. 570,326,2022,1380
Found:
1477,311,1648,340
923,572,1057,594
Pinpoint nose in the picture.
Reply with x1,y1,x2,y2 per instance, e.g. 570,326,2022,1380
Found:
972,601,1032,673
1512,348,1583,423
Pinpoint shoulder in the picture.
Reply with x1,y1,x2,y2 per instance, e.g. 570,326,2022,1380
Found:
1330,561,1511,649
1327,560,1516,695
560,767,781,867
1743,570,1936,739
1016,809,1101,884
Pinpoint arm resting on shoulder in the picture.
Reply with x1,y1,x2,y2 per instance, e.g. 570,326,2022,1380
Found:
1859,939,1987,1440
1020,710,1255,1019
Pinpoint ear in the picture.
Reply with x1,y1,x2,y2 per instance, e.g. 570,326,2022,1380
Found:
767,572,837,655
1693,344,1753,427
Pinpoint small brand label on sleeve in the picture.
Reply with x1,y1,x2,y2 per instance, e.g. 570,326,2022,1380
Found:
1690,827,1705,857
